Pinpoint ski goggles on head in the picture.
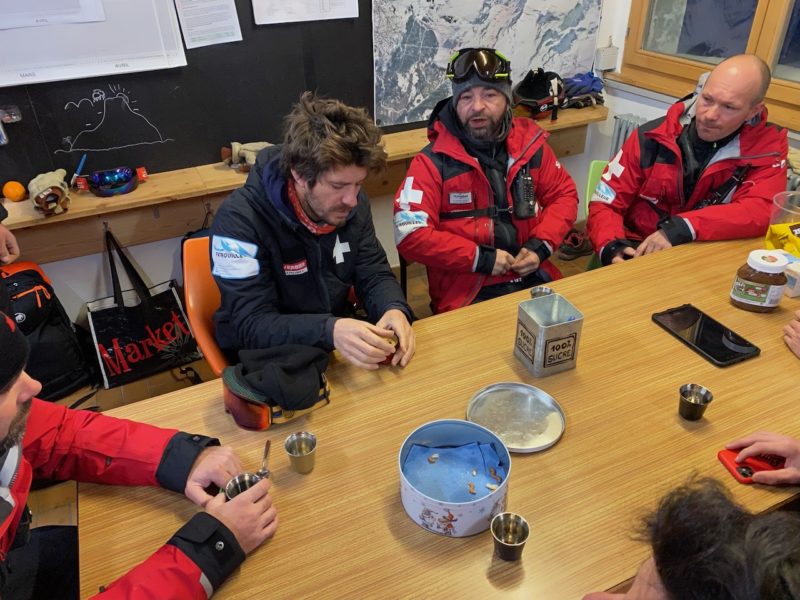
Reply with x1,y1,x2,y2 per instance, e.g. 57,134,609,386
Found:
446,48,511,82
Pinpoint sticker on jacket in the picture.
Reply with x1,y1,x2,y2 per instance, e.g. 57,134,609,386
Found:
283,260,308,276
591,181,616,204
211,235,259,279
449,192,472,205
333,235,351,265
603,150,625,181
397,176,423,209
394,210,429,244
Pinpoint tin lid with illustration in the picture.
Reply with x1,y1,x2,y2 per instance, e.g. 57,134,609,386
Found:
466,382,565,453
747,250,789,274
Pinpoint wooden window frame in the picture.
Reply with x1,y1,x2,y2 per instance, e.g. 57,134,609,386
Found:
607,0,800,131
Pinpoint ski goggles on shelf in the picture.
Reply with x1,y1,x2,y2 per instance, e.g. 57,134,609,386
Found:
77,166,148,197
446,48,511,82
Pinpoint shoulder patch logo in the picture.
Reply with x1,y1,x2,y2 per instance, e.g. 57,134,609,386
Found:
591,180,616,204
394,210,429,245
211,235,259,279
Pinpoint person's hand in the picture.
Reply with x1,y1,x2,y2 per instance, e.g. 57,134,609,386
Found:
0,225,20,264
610,246,636,264
784,310,800,359
205,478,278,554
725,431,800,485
511,247,540,276
333,317,398,370
492,250,515,275
185,446,243,507
376,308,415,367
634,230,672,257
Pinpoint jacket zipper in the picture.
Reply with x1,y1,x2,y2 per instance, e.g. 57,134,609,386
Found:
509,130,544,170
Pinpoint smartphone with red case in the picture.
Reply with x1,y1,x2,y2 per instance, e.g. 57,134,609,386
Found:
717,449,785,484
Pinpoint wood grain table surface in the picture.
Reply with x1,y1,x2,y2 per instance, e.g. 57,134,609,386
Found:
79,238,800,599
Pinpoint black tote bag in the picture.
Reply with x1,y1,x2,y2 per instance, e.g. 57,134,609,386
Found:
87,230,201,388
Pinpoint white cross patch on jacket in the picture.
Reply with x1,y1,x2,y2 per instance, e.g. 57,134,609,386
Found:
603,150,625,181
333,235,351,264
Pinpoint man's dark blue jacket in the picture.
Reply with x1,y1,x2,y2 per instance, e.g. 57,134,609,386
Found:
210,146,411,353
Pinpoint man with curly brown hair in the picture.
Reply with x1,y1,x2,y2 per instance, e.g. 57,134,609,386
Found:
212,93,414,369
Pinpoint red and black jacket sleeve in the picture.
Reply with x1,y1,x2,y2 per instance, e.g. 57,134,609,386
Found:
22,400,245,599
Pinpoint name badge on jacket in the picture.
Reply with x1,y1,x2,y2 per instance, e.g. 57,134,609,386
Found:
449,192,472,205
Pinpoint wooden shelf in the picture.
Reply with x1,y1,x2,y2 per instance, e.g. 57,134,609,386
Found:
2,105,607,264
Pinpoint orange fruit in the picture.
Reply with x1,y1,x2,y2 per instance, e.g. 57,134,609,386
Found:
2,180,26,202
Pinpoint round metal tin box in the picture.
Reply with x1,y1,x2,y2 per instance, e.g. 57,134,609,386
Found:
466,382,566,453
398,419,511,537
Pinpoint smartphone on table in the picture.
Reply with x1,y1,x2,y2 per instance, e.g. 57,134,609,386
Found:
717,449,785,484
651,304,760,367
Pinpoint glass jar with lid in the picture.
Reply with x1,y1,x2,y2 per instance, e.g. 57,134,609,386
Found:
730,250,789,312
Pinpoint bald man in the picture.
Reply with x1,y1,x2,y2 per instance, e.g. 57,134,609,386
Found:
587,54,788,265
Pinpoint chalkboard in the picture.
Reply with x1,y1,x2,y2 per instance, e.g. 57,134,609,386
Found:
0,0,374,186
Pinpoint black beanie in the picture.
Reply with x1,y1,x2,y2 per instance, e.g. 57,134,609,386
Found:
0,311,28,391
451,71,513,107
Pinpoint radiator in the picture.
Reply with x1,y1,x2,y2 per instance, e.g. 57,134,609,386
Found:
609,113,647,159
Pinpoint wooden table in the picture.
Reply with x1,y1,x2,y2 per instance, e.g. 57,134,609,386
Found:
3,106,607,265
79,238,800,599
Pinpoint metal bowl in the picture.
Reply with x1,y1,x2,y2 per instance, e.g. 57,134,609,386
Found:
466,382,566,453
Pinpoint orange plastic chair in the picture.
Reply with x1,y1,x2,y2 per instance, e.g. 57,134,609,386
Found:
182,236,228,378
183,236,330,430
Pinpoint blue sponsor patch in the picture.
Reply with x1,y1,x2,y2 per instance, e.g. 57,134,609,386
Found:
591,181,616,204
211,235,259,279
393,210,429,244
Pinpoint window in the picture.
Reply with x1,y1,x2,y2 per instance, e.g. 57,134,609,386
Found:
610,0,800,131
773,1,800,82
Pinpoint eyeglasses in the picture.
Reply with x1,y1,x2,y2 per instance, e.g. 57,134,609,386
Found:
446,48,511,82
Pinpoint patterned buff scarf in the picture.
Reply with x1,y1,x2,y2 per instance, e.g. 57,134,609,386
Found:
287,179,336,236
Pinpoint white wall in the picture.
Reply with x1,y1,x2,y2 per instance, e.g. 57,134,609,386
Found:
42,237,184,322
40,0,797,320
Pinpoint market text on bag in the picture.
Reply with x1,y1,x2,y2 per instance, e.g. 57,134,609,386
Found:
97,311,191,375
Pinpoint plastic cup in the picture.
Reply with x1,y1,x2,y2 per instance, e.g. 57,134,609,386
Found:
771,191,800,226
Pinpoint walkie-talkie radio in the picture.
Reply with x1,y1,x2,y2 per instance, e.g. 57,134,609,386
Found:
512,165,535,218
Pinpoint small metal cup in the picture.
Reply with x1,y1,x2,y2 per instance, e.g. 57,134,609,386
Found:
529,285,554,299
490,512,530,561
224,471,266,500
285,431,317,474
678,384,713,421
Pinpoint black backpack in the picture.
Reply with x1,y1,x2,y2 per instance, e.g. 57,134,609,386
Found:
1,261,99,400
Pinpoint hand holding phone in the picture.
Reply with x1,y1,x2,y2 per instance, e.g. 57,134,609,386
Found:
723,432,800,485
718,449,785,484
